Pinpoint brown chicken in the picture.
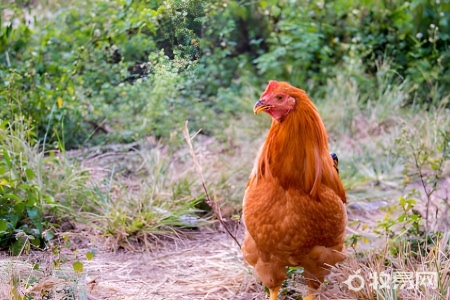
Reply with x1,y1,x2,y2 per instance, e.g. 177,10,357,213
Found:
242,81,347,300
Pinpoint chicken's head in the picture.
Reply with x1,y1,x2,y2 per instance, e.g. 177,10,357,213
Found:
253,80,296,121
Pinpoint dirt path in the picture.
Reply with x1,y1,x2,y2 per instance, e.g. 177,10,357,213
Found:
86,230,261,300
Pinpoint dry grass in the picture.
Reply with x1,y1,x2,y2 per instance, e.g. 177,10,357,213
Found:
86,229,254,300
0,255,87,300
326,234,450,300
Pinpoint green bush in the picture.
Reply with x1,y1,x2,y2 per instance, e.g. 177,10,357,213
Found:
254,0,449,101
0,119,50,255
1,0,449,150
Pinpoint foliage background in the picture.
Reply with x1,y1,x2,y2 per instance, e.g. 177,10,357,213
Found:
2,0,449,149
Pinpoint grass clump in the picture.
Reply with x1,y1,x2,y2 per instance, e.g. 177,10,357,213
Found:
96,146,204,249
0,117,204,253
0,118,48,255
333,234,450,300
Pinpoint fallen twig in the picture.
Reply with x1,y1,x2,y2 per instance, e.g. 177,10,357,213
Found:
183,121,241,248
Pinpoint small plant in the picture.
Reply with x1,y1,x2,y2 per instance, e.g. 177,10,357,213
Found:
0,118,51,255
396,112,450,231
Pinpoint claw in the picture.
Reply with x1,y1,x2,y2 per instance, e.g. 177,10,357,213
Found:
269,287,280,300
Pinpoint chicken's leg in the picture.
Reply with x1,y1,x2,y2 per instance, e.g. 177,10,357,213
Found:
269,287,280,300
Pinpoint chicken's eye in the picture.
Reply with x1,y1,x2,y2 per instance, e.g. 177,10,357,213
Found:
276,95,283,101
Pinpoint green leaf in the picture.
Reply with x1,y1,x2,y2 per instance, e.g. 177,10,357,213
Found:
27,207,40,220
3,193,22,203
25,168,35,180
26,190,38,206
11,236,27,256
397,214,407,222
9,214,19,228
0,179,9,189
406,199,417,207
73,261,84,273
31,237,41,247
17,183,30,190
44,230,54,241
43,194,56,204
3,149,12,169
271,6,281,18
0,219,8,233
5,24,13,39
86,251,95,261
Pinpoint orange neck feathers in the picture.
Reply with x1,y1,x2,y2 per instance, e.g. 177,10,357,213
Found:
256,88,346,203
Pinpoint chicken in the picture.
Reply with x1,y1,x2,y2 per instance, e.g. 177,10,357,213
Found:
242,81,347,300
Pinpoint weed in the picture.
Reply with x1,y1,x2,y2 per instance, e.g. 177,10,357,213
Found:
0,118,48,254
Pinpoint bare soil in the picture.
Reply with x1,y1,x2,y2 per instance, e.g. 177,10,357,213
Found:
86,229,259,300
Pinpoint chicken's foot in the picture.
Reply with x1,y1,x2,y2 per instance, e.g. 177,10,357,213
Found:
303,287,315,300
269,286,280,300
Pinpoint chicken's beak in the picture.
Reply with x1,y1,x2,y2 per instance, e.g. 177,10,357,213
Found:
253,100,273,114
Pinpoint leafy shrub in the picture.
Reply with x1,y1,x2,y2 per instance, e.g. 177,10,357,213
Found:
254,0,450,101
1,0,449,150
0,119,51,255
1,0,246,149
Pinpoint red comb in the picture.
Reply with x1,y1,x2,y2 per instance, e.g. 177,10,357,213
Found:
261,80,279,98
